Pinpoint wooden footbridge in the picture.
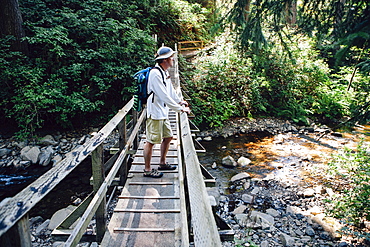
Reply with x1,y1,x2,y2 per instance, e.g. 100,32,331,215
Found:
100,109,187,246
0,49,232,247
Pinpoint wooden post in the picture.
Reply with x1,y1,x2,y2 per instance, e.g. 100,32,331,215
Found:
119,156,128,186
118,117,128,185
91,144,106,243
0,214,31,247
118,116,127,151
132,110,139,150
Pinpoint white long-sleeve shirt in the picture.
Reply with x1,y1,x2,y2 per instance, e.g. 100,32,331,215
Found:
147,64,183,119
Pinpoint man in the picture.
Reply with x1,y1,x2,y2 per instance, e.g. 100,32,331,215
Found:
143,46,190,178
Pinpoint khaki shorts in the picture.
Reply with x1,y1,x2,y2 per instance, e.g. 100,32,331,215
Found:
146,118,173,144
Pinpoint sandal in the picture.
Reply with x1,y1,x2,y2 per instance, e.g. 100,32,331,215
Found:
143,169,163,178
158,162,176,170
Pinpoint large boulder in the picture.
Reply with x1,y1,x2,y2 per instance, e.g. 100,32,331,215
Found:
237,156,251,167
230,172,251,182
241,193,254,204
20,146,41,164
279,233,297,246
222,155,237,168
0,148,11,157
39,146,54,166
234,210,274,230
232,205,248,214
48,205,76,230
39,135,58,146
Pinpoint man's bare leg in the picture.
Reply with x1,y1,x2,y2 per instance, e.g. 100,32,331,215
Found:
143,141,154,172
160,137,173,165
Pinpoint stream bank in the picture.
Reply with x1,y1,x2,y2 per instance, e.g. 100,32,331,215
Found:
197,118,370,247
1,117,369,246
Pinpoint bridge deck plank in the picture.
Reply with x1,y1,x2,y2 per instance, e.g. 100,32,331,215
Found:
101,111,184,247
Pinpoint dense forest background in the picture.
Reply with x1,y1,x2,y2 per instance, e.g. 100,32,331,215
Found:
0,0,213,137
0,0,369,135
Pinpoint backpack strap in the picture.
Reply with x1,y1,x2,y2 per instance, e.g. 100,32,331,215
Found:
150,66,166,104
152,66,166,86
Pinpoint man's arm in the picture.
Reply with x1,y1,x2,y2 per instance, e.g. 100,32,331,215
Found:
151,72,184,112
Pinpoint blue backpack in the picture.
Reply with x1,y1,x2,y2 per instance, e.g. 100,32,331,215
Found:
133,66,165,111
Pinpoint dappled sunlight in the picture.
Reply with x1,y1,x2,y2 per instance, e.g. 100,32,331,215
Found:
200,124,370,188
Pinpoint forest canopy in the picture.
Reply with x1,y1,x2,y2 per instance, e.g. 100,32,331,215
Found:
0,0,211,136
0,0,369,136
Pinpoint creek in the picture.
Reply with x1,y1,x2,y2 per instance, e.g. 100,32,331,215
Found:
1,123,369,220
198,124,370,193
0,158,93,219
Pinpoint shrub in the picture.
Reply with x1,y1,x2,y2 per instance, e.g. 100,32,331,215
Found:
187,35,258,128
187,32,351,128
0,0,214,137
326,141,370,242
0,1,195,136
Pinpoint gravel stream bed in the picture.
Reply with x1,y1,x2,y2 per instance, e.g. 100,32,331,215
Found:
2,117,369,246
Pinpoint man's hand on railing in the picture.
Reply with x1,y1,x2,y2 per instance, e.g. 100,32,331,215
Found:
181,106,191,114
179,100,188,107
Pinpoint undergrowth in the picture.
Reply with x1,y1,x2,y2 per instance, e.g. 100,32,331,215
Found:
325,141,370,244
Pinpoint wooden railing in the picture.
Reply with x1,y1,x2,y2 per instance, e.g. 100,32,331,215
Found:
0,97,139,246
64,105,146,246
174,49,221,246
178,41,204,52
179,112,222,247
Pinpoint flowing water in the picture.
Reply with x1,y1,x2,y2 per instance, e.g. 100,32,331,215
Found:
1,124,369,218
198,124,370,192
0,159,93,219
0,165,50,200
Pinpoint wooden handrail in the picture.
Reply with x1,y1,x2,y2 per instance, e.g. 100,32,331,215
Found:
64,108,146,246
179,112,222,247
178,41,204,51
0,97,135,243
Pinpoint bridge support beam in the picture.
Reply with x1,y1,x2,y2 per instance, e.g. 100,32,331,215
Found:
91,144,107,243
0,214,31,247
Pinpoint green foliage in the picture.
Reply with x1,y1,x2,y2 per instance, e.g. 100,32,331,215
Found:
0,0,157,136
226,0,269,52
326,141,370,241
187,35,258,128
330,64,370,124
187,33,351,128
225,0,370,72
298,0,370,72
1,0,212,136
119,0,211,45
168,0,211,40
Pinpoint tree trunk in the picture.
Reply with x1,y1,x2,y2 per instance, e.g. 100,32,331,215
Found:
0,0,28,54
244,0,251,22
334,0,346,38
285,0,297,26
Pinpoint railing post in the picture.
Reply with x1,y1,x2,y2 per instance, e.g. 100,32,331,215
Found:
132,110,139,150
0,214,31,247
91,144,106,242
118,116,127,151
118,117,128,185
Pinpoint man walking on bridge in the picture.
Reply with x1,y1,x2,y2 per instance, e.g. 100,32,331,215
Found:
143,46,190,178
